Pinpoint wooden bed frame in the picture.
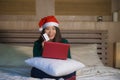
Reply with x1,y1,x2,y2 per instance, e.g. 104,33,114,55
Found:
0,30,108,65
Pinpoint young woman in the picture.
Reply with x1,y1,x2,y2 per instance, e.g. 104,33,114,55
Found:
31,16,76,80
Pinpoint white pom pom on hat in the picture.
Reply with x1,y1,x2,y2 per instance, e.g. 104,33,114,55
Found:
38,16,59,31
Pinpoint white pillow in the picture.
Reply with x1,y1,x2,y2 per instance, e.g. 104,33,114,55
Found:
71,44,103,66
25,57,85,77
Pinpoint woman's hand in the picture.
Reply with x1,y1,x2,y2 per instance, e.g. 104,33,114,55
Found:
42,40,51,48
42,41,45,48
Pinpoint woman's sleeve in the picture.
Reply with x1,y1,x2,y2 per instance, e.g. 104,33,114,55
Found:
33,40,43,57
62,39,71,58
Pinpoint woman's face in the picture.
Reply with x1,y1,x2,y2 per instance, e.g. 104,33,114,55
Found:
44,26,56,40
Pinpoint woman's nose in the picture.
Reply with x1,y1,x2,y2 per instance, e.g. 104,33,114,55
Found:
49,29,53,33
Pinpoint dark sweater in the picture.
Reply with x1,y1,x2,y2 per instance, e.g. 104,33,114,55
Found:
33,38,71,58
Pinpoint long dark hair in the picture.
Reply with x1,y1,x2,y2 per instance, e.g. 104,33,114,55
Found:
38,27,62,42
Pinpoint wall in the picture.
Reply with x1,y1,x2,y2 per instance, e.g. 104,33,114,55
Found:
0,0,118,30
0,0,35,15
0,0,55,30
0,0,115,31
55,0,111,16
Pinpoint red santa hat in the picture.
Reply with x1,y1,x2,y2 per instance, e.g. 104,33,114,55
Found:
39,16,59,31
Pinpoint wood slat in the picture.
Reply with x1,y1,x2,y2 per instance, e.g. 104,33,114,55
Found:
0,34,39,38
62,34,104,39
0,38,36,42
68,39,105,43
97,49,107,53
1,43,34,47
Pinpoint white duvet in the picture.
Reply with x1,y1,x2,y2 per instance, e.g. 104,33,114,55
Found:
0,66,120,80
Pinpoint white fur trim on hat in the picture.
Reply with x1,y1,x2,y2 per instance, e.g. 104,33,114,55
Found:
43,22,59,29
39,27,43,31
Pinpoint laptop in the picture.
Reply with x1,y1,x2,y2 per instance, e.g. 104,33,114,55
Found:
42,42,70,60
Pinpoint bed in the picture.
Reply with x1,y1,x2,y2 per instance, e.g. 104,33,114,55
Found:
0,30,120,80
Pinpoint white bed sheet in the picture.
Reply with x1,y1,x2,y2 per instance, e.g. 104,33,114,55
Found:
76,66,120,80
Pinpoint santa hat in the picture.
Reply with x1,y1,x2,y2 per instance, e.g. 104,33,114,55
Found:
39,16,59,31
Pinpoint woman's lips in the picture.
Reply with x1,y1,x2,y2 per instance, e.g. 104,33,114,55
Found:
49,35,54,39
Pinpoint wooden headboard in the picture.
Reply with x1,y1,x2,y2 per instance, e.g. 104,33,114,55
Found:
0,30,108,65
